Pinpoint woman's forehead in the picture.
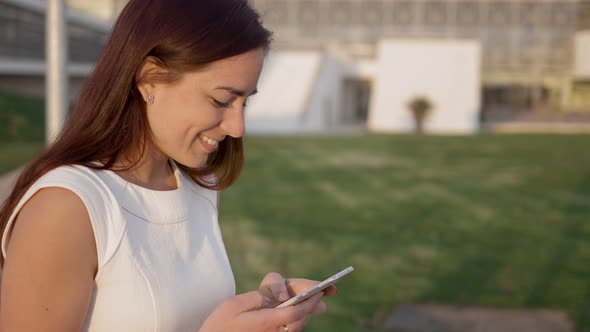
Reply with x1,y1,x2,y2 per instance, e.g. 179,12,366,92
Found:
187,49,265,90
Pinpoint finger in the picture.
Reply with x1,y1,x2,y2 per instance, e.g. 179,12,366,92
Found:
269,281,290,302
287,313,311,332
272,292,323,325
261,272,290,302
323,285,338,297
295,292,324,314
285,279,337,298
311,301,327,316
224,290,272,313
240,304,306,330
260,272,285,287
285,278,320,295
243,292,324,328
258,292,320,326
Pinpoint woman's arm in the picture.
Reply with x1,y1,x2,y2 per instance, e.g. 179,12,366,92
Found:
0,187,98,331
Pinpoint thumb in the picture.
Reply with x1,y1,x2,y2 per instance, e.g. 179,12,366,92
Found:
269,282,290,302
226,290,273,313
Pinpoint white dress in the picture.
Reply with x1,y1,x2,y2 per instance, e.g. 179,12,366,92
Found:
1,162,236,331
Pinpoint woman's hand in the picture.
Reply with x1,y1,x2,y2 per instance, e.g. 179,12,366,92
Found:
258,272,338,320
259,272,338,310
198,289,324,332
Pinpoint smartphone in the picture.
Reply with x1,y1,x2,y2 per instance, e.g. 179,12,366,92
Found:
274,266,354,308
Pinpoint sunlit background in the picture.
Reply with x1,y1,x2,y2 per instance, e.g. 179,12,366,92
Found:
1,0,590,331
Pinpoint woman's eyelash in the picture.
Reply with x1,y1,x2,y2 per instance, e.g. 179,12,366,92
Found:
213,99,232,108
213,99,248,108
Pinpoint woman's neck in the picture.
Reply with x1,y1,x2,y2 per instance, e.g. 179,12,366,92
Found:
113,146,178,191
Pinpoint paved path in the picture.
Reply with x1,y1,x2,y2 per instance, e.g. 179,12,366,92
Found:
384,304,573,332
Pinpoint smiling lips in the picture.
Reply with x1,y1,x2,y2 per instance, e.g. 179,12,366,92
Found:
199,134,220,152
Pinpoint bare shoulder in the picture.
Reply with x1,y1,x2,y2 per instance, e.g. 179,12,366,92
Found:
4,187,97,263
0,187,97,330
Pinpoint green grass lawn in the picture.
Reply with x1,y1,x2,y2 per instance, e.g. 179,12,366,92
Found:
0,91,44,143
0,143,43,174
219,134,590,332
1,129,589,331
0,91,45,174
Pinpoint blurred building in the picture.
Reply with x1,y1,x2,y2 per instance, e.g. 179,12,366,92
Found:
0,0,109,98
66,0,127,22
1,0,590,133
247,0,590,133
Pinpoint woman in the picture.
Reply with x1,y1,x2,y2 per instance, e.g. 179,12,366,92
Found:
0,0,336,331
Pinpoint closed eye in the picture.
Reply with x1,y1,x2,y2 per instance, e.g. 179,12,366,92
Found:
212,98,248,109
212,99,232,108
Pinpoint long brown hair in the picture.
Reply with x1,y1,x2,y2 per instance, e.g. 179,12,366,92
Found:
0,0,272,267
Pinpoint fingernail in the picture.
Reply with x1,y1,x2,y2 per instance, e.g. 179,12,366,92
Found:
263,296,272,306
280,291,289,301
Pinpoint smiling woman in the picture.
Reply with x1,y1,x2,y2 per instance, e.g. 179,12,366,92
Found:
0,1,336,331
137,49,264,173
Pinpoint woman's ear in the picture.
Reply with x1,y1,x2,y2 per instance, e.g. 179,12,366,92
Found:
135,56,162,101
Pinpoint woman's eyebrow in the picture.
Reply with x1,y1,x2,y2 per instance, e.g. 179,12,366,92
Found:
215,86,258,97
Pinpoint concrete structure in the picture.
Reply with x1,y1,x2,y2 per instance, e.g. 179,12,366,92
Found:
246,51,352,133
251,0,589,117
46,0,68,143
66,0,127,22
0,0,109,99
2,0,589,136
64,0,590,116
247,39,481,135
572,30,590,111
369,40,481,134
574,31,590,81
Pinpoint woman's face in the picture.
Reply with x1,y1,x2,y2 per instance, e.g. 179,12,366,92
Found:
142,48,265,168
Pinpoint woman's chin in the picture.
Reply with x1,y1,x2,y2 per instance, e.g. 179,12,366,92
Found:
174,156,207,170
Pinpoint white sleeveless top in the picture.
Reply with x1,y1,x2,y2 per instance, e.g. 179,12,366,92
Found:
1,162,236,331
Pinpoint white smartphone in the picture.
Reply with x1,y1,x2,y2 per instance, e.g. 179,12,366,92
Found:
274,266,354,308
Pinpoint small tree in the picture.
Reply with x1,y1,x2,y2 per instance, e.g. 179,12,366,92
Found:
407,96,433,135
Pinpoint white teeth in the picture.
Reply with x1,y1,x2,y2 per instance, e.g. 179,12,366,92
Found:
201,135,218,147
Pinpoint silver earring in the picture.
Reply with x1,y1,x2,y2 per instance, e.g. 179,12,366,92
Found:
147,95,154,104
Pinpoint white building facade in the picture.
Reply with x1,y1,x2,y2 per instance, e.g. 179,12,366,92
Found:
246,39,482,134
245,0,590,134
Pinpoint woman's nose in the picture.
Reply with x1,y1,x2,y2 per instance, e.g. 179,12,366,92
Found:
220,108,245,138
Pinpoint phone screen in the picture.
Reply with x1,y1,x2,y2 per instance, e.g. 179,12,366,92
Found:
274,266,354,308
